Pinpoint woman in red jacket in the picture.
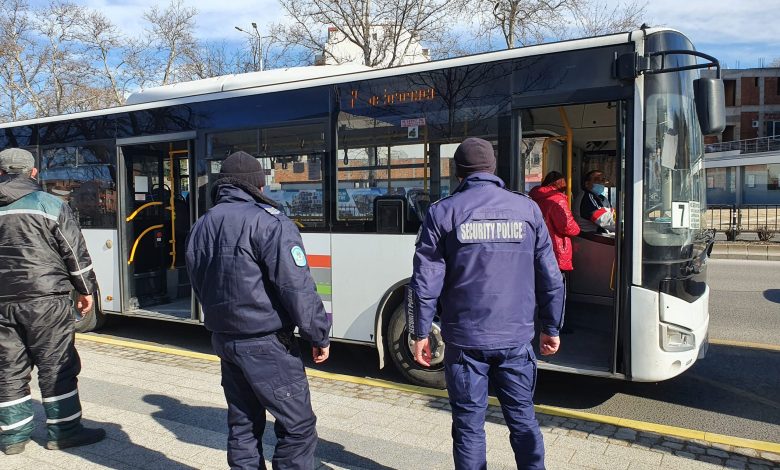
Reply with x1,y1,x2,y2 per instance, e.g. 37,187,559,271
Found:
529,171,581,272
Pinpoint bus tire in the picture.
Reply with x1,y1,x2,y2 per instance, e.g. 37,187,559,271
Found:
387,303,447,390
73,291,106,333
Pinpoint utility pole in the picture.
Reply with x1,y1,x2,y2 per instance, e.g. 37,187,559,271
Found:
235,22,264,71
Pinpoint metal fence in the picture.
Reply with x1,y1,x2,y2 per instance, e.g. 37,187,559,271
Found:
705,136,780,154
706,204,780,233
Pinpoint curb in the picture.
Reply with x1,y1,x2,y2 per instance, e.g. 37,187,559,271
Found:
709,243,780,261
76,333,780,456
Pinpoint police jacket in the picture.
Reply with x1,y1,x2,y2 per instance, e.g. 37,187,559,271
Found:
185,178,331,347
0,174,98,302
529,184,580,271
407,173,565,349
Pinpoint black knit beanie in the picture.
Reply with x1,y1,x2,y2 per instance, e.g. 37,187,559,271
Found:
454,138,496,178
218,151,265,188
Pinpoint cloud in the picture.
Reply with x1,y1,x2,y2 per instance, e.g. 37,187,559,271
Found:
69,0,284,40
27,0,779,69
642,0,780,65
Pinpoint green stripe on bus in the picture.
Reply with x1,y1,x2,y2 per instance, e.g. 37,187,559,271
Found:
316,284,332,295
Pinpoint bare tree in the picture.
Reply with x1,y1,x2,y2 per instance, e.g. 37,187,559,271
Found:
187,41,246,79
478,0,574,49
76,10,129,107
142,0,199,86
471,0,648,50
569,0,646,37
0,0,48,120
277,0,453,67
35,1,92,115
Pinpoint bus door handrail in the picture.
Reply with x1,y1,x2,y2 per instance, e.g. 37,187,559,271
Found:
128,224,164,265
558,107,573,207
125,201,162,222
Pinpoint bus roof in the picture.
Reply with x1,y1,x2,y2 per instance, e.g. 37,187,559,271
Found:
0,27,681,130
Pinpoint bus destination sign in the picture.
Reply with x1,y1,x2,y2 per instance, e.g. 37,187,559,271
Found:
348,87,436,109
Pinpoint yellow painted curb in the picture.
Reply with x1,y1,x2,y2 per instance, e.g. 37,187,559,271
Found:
77,334,780,454
709,338,780,352
76,333,219,362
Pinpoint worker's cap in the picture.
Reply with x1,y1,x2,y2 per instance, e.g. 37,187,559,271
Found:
218,151,265,188
453,138,496,178
0,148,35,174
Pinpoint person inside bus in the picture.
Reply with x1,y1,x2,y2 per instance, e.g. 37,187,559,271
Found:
574,169,615,234
530,171,581,273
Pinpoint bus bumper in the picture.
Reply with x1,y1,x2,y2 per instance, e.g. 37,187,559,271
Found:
630,285,710,382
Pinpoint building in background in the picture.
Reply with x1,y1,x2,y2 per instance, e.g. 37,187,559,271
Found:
704,68,780,207
315,26,431,67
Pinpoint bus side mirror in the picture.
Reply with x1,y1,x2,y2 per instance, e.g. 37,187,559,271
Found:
693,77,726,136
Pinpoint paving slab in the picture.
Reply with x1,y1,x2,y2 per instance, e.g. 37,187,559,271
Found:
3,338,777,470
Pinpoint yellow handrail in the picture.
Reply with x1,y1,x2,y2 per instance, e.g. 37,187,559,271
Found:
168,144,177,270
125,201,162,222
128,224,164,265
558,107,574,207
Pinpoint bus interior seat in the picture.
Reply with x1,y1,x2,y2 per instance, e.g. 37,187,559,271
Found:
373,195,406,234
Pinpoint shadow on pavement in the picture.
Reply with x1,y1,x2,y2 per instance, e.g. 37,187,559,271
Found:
57,417,197,469
764,289,780,303
143,394,394,469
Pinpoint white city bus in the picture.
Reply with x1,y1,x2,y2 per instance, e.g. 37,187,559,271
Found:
0,27,724,388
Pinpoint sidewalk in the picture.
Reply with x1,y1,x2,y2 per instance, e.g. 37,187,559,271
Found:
3,338,779,470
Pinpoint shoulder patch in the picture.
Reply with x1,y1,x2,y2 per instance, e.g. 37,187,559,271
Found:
263,205,281,215
256,202,283,218
430,193,454,206
291,246,307,267
504,188,532,199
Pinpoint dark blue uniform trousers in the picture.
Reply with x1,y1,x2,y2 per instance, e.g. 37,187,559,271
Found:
444,343,544,470
211,332,317,470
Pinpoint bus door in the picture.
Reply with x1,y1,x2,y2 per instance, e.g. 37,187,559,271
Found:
118,136,196,321
516,102,624,375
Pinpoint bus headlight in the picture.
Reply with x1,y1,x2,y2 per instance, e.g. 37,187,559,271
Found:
660,324,695,352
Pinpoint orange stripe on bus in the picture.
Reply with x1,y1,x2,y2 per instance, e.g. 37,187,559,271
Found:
307,255,332,268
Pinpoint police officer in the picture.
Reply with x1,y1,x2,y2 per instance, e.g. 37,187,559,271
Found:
407,138,565,470
185,151,331,470
0,148,105,454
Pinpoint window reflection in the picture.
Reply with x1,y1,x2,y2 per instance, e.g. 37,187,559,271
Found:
39,144,118,228
205,124,327,228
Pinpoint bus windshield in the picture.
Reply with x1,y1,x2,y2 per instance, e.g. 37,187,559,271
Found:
643,65,706,256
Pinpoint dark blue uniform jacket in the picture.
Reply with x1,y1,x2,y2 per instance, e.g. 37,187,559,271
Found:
185,180,331,347
408,173,565,349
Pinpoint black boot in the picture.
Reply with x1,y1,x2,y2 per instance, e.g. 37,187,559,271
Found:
45,427,105,450
1,438,30,455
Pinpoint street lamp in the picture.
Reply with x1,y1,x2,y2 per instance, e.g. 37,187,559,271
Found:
235,22,264,71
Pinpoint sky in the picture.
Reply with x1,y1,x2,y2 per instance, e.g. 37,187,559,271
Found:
52,0,780,69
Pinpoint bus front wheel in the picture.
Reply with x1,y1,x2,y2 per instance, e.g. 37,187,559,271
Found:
72,291,107,333
387,303,447,390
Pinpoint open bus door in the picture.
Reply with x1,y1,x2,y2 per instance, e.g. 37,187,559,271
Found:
516,102,626,376
117,135,197,322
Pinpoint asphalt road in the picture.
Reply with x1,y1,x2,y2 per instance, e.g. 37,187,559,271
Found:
707,259,780,346
86,259,780,444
